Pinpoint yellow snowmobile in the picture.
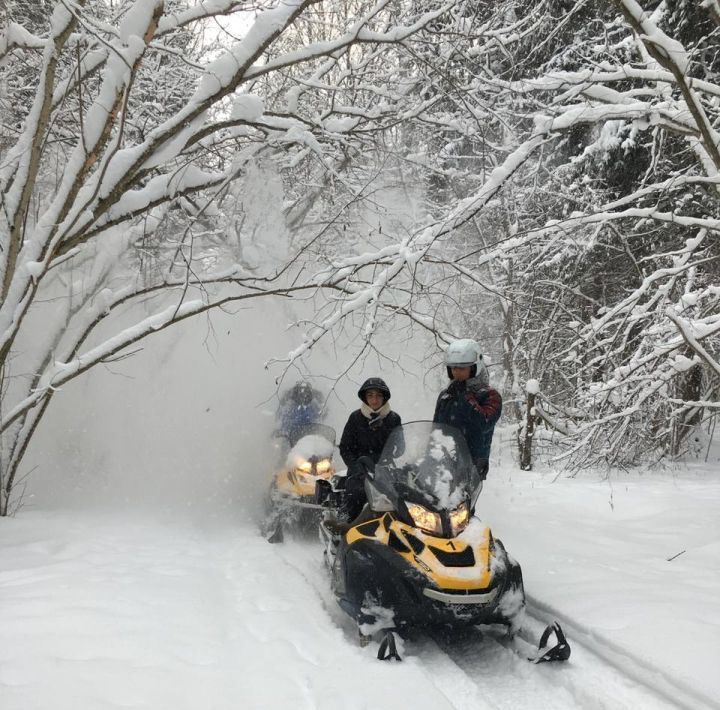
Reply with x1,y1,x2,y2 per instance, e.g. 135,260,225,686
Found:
265,423,336,543
319,421,570,663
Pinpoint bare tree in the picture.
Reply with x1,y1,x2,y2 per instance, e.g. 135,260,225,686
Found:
413,0,720,467
295,0,720,468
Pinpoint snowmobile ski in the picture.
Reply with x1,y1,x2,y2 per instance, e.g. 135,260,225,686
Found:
265,525,284,544
529,622,571,663
377,630,402,661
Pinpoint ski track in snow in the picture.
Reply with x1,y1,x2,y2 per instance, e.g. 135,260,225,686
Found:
524,597,720,710
274,532,706,710
1,512,719,710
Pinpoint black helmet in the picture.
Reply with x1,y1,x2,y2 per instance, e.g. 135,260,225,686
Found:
358,377,391,403
292,381,314,406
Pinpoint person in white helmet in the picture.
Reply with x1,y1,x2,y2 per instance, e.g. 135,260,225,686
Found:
433,339,502,480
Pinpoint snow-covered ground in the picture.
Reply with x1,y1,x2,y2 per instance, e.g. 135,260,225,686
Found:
483,451,720,709
1,455,718,709
3,305,718,709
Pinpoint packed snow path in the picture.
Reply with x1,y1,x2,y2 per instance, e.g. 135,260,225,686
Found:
2,511,716,710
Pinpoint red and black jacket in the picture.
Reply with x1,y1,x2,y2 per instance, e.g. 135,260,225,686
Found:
433,378,502,465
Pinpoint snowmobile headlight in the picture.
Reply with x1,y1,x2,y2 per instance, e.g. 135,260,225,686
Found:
315,459,332,474
407,503,442,535
295,460,312,474
449,501,469,536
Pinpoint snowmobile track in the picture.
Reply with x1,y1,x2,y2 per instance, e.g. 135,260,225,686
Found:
524,595,720,710
429,621,689,710
271,536,718,710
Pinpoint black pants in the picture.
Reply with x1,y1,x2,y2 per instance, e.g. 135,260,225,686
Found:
343,461,368,520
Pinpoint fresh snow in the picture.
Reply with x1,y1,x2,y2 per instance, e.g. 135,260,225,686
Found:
231,93,264,122
2,441,718,709
287,434,334,467
119,0,163,43
0,22,45,54
483,445,720,709
3,300,718,709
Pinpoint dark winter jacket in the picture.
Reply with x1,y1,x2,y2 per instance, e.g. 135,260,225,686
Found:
339,406,402,468
433,376,502,474
339,405,401,520
276,386,324,445
278,401,323,445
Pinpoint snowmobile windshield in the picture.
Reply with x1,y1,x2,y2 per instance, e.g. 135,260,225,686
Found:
287,431,334,460
372,421,479,511
294,423,335,446
284,422,335,448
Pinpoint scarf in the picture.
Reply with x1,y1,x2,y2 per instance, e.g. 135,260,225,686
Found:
360,401,391,425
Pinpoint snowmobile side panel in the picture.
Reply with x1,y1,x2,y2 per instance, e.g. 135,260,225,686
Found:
274,468,332,499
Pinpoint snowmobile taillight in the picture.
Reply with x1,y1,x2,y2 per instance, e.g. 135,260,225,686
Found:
407,502,442,535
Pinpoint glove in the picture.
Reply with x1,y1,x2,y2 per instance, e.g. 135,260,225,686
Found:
447,379,467,396
368,414,384,430
347,460,363,479
472,389,489,406
474,458,489,481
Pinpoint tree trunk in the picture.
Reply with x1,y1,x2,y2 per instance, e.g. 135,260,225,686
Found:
670,364,704,458
519,390,537,471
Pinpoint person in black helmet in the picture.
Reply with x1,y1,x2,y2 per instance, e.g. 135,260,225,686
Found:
337,378,401,522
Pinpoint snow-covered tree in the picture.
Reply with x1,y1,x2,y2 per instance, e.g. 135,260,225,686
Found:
5,0,720,512
412,0,720,466
0,0,497,514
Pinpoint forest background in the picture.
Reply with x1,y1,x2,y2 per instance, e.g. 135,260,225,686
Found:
2,0,720,515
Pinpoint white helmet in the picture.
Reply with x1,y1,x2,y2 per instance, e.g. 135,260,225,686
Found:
445,338,488,383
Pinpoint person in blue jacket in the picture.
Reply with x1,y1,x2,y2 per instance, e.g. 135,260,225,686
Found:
433,339,502,480
276,381,324,446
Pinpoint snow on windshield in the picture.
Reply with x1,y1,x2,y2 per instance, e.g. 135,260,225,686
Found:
424,429,464,509
428,428,457,461
399,428,465,510
286,434,333,467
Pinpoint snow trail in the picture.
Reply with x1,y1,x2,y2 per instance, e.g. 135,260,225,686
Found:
2,463,719,709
